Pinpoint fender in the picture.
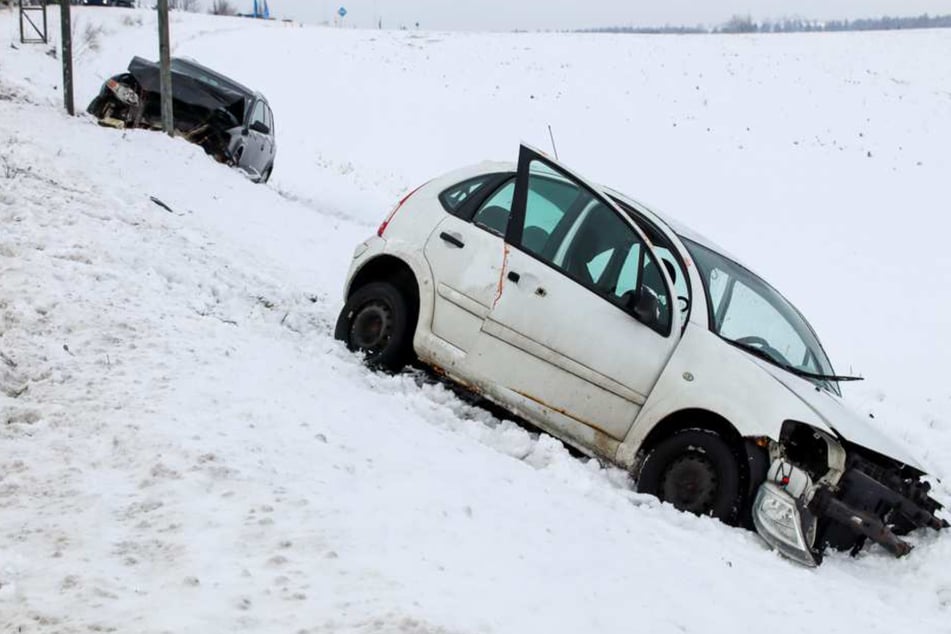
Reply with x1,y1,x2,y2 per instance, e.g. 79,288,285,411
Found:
382,237,438,335
615,324,835,469
342,236,440,358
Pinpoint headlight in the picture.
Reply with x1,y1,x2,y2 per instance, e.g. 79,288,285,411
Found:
758,486,806,548
753,482,818,567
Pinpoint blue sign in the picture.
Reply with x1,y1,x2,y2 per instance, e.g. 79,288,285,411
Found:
338,6,347,17
252,0,270,18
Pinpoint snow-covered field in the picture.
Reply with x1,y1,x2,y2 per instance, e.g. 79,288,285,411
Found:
1,7,949,633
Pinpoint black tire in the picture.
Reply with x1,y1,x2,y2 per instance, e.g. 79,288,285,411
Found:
334,282,413,372
636,429,741,524
260,164,273,184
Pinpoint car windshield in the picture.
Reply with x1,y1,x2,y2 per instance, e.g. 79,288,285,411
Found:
682,237,840,394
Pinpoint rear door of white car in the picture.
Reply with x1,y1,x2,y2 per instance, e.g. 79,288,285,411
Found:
422,173,513,354
467,146,682,440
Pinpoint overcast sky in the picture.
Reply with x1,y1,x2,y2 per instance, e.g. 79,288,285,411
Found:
260,0,951,30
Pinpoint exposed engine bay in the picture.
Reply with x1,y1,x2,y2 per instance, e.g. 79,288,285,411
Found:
87,57,252,165
750,421,946,565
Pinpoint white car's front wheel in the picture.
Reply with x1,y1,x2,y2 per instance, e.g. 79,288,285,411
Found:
637,429,742,524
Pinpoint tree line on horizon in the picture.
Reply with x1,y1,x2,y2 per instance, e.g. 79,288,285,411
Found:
579,13,951,35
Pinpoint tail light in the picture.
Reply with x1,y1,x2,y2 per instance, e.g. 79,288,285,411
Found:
377,181,428,237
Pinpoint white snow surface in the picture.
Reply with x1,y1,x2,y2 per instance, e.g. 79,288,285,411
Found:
1,7,950,633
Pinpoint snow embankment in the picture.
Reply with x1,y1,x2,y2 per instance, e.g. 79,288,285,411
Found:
0,7,950,633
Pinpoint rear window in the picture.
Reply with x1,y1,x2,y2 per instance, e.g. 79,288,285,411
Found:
438,175,493,215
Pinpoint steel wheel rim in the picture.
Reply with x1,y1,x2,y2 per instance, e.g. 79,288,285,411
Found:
350,300,393,354
659,452,719,515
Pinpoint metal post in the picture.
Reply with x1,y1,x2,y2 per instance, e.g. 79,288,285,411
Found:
19,0,49,45
157,0,174,136
60,0,73,115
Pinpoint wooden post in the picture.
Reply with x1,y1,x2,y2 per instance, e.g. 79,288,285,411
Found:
157,0,174,136
59,0,73,115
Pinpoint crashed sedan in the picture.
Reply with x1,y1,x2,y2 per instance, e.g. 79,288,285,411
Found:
334,144,947,566
88,56,276,183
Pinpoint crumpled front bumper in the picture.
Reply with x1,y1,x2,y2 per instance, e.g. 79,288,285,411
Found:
752,458,947,566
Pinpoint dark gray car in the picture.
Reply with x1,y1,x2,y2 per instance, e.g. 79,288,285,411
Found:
87,57,276,183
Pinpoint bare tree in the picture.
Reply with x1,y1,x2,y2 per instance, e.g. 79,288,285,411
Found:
210,0,237,16
169,0,200,12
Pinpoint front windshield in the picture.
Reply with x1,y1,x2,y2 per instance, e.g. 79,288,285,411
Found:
682,237,839,393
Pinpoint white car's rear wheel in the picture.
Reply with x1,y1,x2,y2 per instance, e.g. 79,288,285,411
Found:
335,281,412,372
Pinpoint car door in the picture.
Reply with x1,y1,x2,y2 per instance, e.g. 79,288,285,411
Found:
467,146,683,441
423,174,513,354
242,99,267,178
263,104,276,166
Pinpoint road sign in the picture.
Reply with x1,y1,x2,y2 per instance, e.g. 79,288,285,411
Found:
338,6,347,18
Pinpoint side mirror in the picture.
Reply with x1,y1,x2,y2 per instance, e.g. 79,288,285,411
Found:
250,120,270,135
623,286,660,329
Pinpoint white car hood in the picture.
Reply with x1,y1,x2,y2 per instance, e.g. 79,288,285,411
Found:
761,363,927,473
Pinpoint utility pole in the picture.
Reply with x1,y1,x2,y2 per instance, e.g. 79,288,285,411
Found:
157,0,174,136
59,0,73,115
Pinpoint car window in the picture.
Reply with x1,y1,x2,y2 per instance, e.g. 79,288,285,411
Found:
718,281,810,367
471,169,583,248
684,237,836,386
609,196,692,323
472,179,515,236
440,175,494,217
517,159,672,334
653,246,688,301
264,105,274,134
251,100,266,127
706,266,730,318
520,166,585,256
615,243,643,296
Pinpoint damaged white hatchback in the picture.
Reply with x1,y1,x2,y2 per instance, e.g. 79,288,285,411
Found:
335,144,947,565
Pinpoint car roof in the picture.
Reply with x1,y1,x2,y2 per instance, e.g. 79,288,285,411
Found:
458,161,743,265
169,57,256,99
602,187,746,264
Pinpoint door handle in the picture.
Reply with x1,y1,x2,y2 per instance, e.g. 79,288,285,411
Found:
439,232,465,248
507,271,520,283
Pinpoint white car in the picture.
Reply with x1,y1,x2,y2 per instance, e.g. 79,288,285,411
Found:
335,145,946,565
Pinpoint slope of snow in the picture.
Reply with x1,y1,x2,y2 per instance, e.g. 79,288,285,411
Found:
1,7,950,633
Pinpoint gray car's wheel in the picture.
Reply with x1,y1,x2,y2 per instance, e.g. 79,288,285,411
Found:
335,282,413,372
260,164,273,184
636,429,741,523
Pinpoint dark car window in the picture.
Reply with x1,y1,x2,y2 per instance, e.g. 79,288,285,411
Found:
438,175,494,216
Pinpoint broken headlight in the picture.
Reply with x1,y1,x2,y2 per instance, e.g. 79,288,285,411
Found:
106,79,139,106
753,482,818,567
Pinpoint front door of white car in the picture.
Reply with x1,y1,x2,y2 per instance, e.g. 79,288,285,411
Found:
468,146,683,440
